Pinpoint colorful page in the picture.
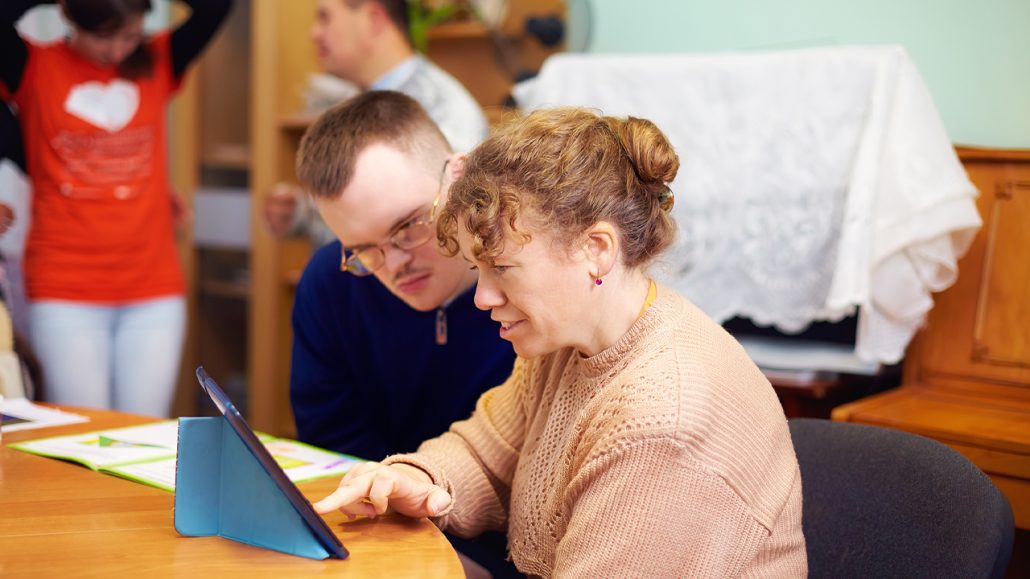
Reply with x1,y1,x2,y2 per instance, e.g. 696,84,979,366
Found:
9,421,179,470
104,456,178,492
262,438,363,483
11,420,364,492
104,438,363,492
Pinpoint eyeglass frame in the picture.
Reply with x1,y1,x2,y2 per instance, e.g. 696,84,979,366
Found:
339,159,449,276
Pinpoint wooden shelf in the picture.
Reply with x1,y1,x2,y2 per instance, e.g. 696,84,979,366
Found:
199,279,250,300
202,143,250,169
283,106,517,133
279,114,316,131
427,20,490,40
956,145,1030,163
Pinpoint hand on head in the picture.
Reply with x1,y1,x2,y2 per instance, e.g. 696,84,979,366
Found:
313,461,451,520
264,182,303,238
0,203,14,236
169,191,192,228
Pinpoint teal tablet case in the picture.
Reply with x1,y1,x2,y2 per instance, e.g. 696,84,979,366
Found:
173,417,334,560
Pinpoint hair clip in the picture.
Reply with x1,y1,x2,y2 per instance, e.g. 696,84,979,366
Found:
658,186,675,213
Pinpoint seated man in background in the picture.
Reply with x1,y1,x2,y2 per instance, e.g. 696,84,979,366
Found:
293,90,517,578
266,0,488,243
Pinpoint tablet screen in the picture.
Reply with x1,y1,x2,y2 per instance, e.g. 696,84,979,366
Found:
195,366,349,559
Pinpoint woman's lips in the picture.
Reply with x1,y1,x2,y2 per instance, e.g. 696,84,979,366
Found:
498,319,524,339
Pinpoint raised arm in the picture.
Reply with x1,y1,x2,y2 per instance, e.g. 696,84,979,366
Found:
169,0,233,80
0,0,47,95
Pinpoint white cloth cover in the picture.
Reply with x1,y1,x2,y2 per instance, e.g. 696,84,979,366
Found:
514,46,981,364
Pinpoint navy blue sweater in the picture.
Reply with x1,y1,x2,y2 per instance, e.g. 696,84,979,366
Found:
290,241,516,460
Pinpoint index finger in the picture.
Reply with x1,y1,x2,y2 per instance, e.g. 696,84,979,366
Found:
313,480,373,514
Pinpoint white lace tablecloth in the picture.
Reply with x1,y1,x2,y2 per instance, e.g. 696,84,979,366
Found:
514,46,981,364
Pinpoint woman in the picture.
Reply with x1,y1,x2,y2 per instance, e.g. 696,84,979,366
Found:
314,107,807,577
1,0,231,415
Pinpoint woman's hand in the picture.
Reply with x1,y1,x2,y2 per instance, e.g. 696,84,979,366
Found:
313,461,452,520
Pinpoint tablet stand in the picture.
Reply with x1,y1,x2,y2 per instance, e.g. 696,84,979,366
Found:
174,417,335,560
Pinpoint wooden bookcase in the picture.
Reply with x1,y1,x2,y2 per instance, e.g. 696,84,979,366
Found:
169,0,254,420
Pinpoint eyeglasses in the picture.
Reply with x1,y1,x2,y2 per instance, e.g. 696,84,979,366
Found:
340,160,449,276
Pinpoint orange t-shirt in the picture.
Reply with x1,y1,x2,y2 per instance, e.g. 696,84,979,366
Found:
12,32,185,302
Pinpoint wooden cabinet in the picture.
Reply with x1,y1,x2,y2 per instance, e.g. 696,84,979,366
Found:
833,147,1030,529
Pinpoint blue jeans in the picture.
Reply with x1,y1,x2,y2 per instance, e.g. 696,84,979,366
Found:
29,296,186,417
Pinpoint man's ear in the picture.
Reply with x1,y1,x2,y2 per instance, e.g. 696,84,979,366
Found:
364,0,388,34
582,221,619,277
448,153,468,180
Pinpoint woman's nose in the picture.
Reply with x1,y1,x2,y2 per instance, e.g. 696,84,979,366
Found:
473,277,504,311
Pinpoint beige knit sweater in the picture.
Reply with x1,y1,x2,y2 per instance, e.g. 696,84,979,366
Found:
385,286,807,578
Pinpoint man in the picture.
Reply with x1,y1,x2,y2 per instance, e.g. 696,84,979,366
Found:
292,90,511,458
266,0,488,239
294,90,517,579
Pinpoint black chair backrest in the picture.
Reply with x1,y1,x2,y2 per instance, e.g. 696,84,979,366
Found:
789,418,1014,579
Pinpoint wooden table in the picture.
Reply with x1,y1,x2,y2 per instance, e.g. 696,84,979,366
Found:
0,406,465,578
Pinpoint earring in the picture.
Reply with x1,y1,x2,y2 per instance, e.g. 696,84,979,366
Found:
594,277,603,286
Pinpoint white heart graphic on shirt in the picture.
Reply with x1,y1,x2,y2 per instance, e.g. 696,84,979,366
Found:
64,80,140,133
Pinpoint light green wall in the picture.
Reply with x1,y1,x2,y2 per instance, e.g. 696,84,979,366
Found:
578,0,1029,148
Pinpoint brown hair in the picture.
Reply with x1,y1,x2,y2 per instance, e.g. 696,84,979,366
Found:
344,0,412,46
296,90,452,198
64,0,154,79
438,107,679,269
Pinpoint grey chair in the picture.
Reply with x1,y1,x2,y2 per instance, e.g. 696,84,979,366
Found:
789,418,1014,579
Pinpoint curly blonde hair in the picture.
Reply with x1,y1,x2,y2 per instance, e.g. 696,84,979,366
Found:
437,107,679,268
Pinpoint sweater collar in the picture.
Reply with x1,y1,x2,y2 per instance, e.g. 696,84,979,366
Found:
577,284,674,378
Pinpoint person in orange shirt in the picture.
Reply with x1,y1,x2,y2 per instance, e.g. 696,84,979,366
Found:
1,0,231,416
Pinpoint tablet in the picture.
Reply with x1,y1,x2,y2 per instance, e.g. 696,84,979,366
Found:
195,366,349,559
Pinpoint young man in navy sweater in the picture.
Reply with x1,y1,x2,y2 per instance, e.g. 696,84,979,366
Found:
293,90,518,578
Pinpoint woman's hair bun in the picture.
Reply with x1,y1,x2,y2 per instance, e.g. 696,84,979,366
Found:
606,116,679,185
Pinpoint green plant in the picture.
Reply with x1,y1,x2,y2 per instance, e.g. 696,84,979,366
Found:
407,1,463,53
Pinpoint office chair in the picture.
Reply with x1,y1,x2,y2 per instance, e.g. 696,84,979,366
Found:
788,418,1014,579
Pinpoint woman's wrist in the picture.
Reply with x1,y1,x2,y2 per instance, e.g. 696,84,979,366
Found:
390,462,434,485
381,453,454,505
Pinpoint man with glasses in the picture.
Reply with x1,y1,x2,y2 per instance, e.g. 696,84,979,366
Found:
294,91,517,579
293,89,513,465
